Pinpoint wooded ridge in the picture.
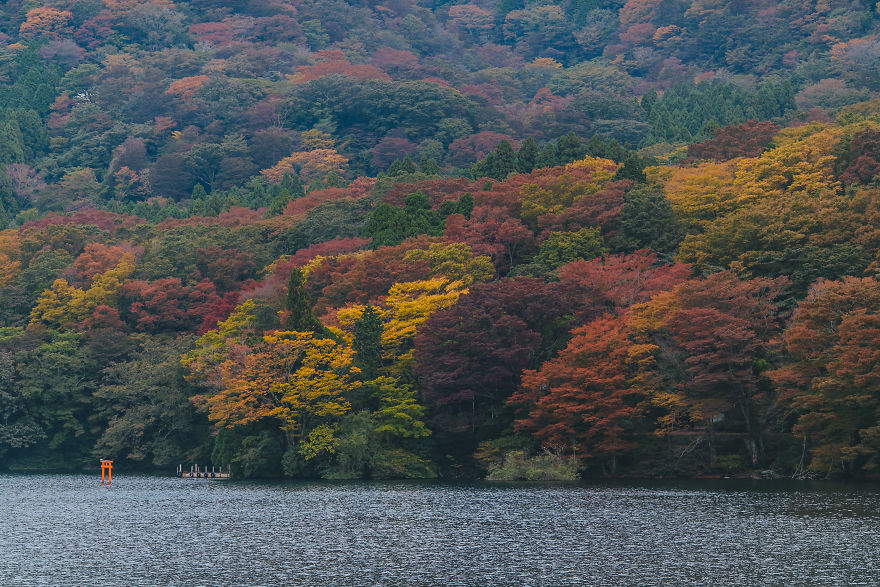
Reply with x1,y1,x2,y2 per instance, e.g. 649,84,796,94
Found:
0,0,879,479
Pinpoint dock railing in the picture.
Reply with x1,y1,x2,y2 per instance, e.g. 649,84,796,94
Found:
177,464,231,479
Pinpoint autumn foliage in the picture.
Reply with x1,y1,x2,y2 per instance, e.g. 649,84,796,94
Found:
3,0,880,482
262,149,348,184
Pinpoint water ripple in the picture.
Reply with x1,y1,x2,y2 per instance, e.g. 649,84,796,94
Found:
1,475,879,585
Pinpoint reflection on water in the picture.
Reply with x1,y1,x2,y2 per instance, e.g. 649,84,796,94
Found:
1,475,879,585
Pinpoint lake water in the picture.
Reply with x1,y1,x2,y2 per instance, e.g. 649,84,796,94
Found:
1,474,879,585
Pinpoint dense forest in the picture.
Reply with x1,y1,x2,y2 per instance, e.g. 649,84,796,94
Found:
0,0,879,480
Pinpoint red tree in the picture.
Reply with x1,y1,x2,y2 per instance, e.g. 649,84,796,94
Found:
287,237,372,267
381,177,482,208
447,132,518,167
444,206,535,274
687,120,781,161
292,60,390,83
537,180,629,238
769,277,880,473
195,247,256,292
510,314,642,474
558,251,692,309
416,277,605,438
371,137,417,170
72,243,131,283
120,278,227,333
304,236,442,316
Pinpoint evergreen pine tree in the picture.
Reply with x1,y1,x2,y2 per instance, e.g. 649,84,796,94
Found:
363,203,411,248
12,109,48,159
535,142,558,168
611,183,682,256
456,192,474,219
494,140,517,179
285,267,323,332
586,134,606,158
324,172,345,187
353,305,383,380
648,104,672,143
191,183,208,199
419,157,440,175
473,152,498,179
280,172,305,199
0,170,12,229
640,89,658,115
604,138,628,162
438,200,456,217
556,131,586,164
0,119,25,165
404,191,443,236
388,155,418,175
612,154,647,183
515,137,539,173
268,193,290,216
0,167,19,222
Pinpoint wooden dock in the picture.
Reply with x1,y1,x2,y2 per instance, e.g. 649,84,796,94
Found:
178,464,231,479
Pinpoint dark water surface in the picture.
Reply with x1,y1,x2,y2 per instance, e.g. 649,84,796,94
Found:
1,474,879,585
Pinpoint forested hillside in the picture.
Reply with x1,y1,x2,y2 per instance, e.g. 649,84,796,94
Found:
1,0,879,479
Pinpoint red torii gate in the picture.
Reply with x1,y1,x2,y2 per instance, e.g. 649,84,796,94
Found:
100,460,113,485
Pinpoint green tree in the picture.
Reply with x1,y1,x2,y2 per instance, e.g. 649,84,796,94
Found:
611,183,683,256
268,172,305,216
353,305,383,380
363,202,411,248
14,330,97,468
516,138,539,173
285,267,323,332
0,119,25,166
10,109,48,160
0,169,16,229
536,141,558,168
363,193,443,248
419,157,440,175
456,192,474,219
612,154,647,183
557,131,586,164
93,336,210,468
0,343,44,463
388,156,418,176
535,228,607,268
494,140,517,178
191,183,208,201
641,89,658,115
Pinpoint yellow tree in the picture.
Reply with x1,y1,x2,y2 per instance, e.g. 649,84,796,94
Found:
182,299,269,389
29,255,135,327
732,123,843,200
300,129,335,150
674,120,879,276
0,229,21,287
189,329,359,460
19,7,72,39
529,57,562,69
647,160,742,230
165,76,211,101
261,149,348,184
402,243,495,286
66,255,135,320
380,279,468,353
626,291,689,435
519,158,618,228
337,277,469,378
102,0,175,13
29,279,78,327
